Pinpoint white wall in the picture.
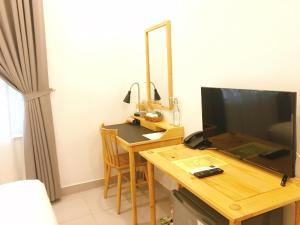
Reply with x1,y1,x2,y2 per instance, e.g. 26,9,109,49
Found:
44,1,300,223
43,0,180,188
43,0,141,187
173,0,300,136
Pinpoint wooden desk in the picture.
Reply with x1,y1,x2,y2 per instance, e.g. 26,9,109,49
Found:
105,119,184,225
140,144,300,225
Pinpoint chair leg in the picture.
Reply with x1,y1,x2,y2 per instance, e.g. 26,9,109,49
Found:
117,172,122,214
104,165,111,198
103,163,107,185
143,166,149,184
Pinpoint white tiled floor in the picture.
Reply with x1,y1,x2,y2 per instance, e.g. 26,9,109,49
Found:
52,183,172,225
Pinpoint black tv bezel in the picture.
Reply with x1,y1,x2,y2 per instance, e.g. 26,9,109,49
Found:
201,86,297,178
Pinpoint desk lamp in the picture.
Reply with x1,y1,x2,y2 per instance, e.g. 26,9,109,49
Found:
150,82,161,101
123,82,141,115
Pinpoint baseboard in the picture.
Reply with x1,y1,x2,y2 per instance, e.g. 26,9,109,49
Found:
60,179,103,196
61,174,121,196
61,176,169,196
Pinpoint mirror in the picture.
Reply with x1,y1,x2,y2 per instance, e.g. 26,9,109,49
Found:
145,20,173,110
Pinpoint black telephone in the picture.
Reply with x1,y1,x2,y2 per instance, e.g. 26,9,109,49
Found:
183,131,212,149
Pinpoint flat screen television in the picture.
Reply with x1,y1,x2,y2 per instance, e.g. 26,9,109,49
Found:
201,87,297,178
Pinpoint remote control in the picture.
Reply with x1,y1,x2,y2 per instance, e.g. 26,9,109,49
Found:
193,168,224,178
259,149,289,159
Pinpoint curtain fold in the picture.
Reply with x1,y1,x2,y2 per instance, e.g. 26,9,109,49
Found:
0,0,61,201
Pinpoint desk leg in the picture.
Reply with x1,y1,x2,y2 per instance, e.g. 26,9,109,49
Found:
147,161,156,225
129,150,137,225
103,163,107,198
230,220,241,225
296,200,300,225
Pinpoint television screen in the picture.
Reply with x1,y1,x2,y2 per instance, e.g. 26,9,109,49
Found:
201,87,296,177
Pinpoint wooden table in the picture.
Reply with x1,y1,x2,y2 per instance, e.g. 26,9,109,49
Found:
105,118,184,225
140,144,300,225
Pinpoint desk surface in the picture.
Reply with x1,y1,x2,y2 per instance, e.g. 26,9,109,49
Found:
105,123,159,143
140,144,300,222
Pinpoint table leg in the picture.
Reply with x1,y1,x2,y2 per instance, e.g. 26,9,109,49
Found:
147,161,156,225
296,200,300,225
129,150,137,225
103,162,108,198
230,220,241,225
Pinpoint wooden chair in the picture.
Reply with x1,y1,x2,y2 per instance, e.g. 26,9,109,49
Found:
100,124,148,214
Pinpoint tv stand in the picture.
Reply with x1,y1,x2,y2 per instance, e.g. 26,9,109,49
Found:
280,175,288,187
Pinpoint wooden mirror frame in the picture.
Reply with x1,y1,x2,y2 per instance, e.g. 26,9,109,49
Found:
145,20,173,110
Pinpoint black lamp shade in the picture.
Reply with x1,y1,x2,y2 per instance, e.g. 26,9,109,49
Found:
154,88,161,101
123,91,131,103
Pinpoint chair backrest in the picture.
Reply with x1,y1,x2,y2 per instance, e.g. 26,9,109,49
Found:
100,124,120,167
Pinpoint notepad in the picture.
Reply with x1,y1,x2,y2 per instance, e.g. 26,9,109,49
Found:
142,132,164,140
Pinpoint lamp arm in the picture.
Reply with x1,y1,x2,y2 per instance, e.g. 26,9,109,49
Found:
129,82,140,112
150,82,156,89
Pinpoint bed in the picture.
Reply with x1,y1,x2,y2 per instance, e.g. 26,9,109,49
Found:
0,180,58,225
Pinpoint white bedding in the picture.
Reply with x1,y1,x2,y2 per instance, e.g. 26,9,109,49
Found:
0,180,58,225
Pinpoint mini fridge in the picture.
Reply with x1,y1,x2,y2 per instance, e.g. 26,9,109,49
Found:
172,188,283,225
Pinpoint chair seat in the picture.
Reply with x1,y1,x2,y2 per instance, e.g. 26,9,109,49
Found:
117,153,146,169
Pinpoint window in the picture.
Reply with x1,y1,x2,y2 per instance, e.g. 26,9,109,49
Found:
0,78,24,142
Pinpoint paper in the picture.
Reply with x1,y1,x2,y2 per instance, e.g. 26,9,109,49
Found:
172,155,227,173
142,132,164,140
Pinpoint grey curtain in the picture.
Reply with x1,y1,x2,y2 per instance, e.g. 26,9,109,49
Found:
0,0,61,201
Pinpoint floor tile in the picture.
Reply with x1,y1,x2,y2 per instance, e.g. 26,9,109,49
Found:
93,209,131,225
81,186,132,214
53,183,172,225
113,198,171,225
59,191,84,202
60,215,97,225
52,198,90,223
